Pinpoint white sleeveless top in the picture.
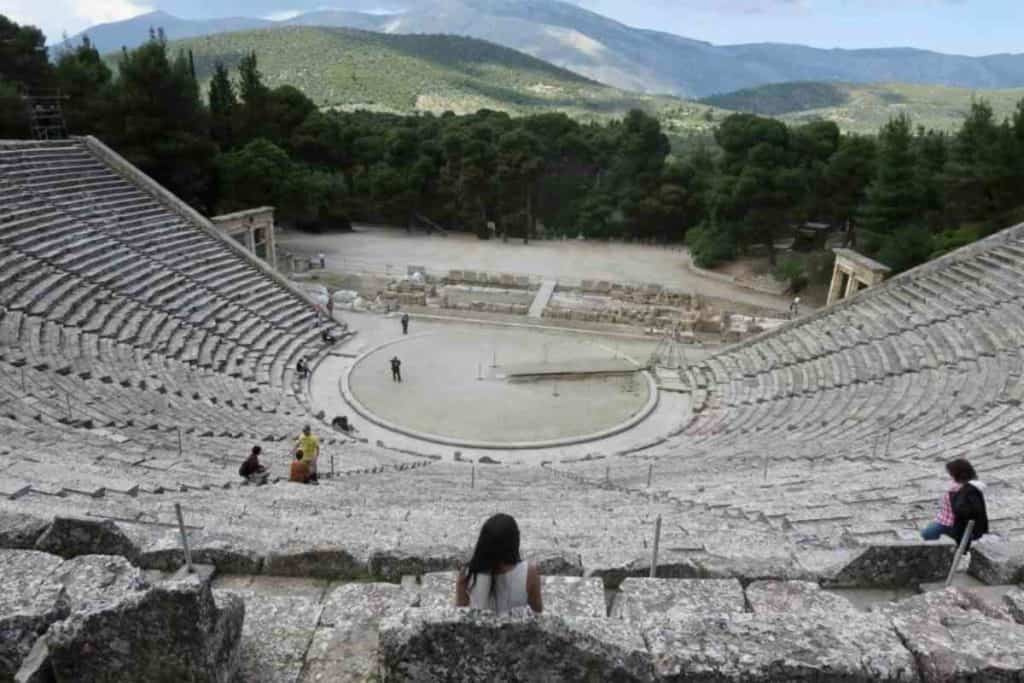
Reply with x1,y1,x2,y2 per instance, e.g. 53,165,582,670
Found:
467,561,530,614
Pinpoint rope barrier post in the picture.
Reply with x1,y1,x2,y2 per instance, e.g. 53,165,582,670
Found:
944,520,975,588
331,451,335,479
471,464,476,490
21,366,25,391
174,503,194,574
650,515,662,578
65,391,71,421
177,427,183,457
605,465,610,486
647,463,653,489
884,427,894,459
763,455,769,482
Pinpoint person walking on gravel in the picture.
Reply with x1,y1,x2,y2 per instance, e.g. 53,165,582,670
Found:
390,356,402,382
401,313,410,335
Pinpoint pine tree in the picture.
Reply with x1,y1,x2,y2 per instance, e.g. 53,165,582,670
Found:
858,115,922,238
208,61,236,149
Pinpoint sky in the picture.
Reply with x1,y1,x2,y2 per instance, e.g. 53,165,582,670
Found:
3,0,1021,56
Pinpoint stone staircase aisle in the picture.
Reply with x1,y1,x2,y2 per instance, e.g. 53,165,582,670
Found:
528,279,557,319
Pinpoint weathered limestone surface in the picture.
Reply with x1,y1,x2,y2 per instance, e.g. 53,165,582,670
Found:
0,512,48,550
380,608,655,682
825,541,955,587
529,548,584,576
418,571,456,610
214,577,324,683
612,578,745,621
305,582,417,682
50,554,149,612
368,546,464,582
1005,588,1024,625
139,529,266,575
645,612,916,682
43,575,243,683
34,517,139,561
263,544,368,580
745,580,857,614
418,571,606,617
970,538,1024,585
880,588,1024,681
0,550,69,680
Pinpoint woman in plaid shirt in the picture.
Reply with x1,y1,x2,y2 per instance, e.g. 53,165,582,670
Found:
921,458,988,544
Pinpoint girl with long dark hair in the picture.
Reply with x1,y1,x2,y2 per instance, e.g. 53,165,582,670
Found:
455,513,543,614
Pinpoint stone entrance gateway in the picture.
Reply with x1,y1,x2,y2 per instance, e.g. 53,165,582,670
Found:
827,248,891,305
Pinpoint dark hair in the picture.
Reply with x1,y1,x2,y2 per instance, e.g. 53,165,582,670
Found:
946,458,977,483
295,450,304,460
465,514,521,594
251,446,261,456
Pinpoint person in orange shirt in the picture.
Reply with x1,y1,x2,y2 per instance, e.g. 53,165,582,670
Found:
289,450,310,484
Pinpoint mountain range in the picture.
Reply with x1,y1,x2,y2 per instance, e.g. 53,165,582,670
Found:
57,1,1024,99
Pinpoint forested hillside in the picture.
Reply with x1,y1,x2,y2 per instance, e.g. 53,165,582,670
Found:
167,25,686,120
4,14,1024,288
703,82,1024,134
63,4,1024,97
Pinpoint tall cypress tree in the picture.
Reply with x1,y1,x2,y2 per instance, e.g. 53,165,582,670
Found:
208,61,237,149
858,114,922,237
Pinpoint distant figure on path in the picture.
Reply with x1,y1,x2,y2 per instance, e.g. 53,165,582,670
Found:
319,252,326,269
455,513,542,614
296,424,320,482
289,450,310,484
390,356,402,382
401,313,410,335
296,357,310,379
922,458,989,551
239,445,268,485
789,297,801,319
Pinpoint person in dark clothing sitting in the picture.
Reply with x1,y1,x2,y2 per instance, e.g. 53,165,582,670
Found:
239,446,269,485
321,328,336,344
947,458,988,550
296,357,310,379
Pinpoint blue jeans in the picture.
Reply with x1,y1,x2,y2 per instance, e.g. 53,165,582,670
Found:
921,521,954,541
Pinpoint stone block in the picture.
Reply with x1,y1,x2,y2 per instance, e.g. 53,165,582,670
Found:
745,580,857,614
305,582,417,682
214,583,319,683
34,517,139,562
447,270,463,283
0,550,69,680
50,554,149,612
0,511,49,550
612,578,745,621
645,611,916,682
970,537,1024,585
138,529,264,575
43,575,243,683
368,546,465,582
691,553,810,582
824,540,955,587
263,544,368,580
417,572,606,617
1005,588,1024,625
514,276,530,288
379,608,655,682
588,553,702,589
529,548,583,576
881,588,1024,681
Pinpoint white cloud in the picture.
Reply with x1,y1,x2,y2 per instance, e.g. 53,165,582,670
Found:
6,0,153,43
263,9,302,20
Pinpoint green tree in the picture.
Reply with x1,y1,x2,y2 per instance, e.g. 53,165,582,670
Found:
208,61,236,149
54,37,113,136
496,127,543,243
821,135,876,246
110,37,216,208
0,14,52,137
858,115,923,241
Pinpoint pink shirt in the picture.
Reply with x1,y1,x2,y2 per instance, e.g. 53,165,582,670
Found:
936,484,961,526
